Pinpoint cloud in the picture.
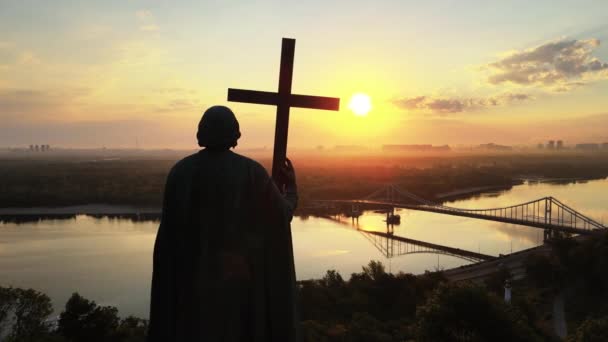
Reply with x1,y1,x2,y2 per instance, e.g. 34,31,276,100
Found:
155,98,201,113
393,93,532,114
135,10,159,32
485,38,608,90
0,119,194,148
0,88,91,121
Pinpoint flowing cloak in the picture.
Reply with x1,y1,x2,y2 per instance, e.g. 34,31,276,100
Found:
147,149,298,342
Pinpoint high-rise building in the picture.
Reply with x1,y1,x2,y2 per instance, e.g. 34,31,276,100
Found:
547,140,555,150
556,140,564,150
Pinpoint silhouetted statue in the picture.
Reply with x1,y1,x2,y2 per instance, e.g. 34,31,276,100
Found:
147,106,298,341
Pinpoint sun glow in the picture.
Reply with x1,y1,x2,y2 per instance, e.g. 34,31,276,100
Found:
348,93,372,116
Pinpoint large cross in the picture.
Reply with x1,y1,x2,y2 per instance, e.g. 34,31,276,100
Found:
228,38,340,189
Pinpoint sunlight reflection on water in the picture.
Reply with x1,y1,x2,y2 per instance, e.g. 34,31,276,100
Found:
1,178,607,318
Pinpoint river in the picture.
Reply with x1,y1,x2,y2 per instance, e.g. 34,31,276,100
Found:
1,178,607,318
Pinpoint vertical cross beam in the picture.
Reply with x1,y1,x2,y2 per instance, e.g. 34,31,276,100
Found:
273,38,295,185
227,38,340,190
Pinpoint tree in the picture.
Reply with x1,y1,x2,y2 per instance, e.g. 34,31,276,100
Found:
58,293,120,342
415,283,542,342
346,312,392,342
569,316,608,342
0,286,16,337
11,288,53,341
362,260,387,281
0,286,54,342
115,316,148,342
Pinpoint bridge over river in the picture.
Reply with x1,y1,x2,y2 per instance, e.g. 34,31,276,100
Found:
315,185,607,237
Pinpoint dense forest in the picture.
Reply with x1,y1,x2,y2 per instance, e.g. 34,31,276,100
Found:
1,153,608,210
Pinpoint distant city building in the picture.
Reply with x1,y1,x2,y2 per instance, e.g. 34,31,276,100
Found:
382,144,451,152
556,140,564,150
478,143,512,151
576,143,600,151
602,142,608,149
537,143,544,149
547,140,555,150
29,145,34,152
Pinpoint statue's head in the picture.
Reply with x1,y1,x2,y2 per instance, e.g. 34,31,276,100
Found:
197,105,241,149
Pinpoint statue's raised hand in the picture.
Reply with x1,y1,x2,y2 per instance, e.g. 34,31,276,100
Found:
281,158,296,185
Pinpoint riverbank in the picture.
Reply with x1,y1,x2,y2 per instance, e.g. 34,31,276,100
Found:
0,204,160,215
434,184,517,202
3,153,608,209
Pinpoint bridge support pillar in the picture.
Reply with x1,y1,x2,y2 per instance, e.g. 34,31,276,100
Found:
543,229,551,242
543,228,563,242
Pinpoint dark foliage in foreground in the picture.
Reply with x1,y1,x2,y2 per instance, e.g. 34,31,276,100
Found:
0,288,147,342
298,261,545,341
0,259,576,341
525,232,608,333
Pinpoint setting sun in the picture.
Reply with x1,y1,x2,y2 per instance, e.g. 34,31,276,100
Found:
348,93,372,116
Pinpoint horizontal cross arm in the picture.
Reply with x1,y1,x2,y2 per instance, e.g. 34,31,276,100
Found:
228,89,278,106
290,94,340,111
228,88,340,111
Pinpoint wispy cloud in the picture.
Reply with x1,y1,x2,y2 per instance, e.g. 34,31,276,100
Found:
135,10,159,32
393,93,532,114
484,38,608,91
0,88,91,121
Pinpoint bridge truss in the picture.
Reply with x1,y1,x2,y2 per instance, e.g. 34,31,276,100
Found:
326,185,606,235
359,230,495,263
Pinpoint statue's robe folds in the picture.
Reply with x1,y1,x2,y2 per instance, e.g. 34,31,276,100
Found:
147,149,298,342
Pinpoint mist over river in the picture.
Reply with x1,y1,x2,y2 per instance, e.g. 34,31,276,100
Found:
1,179,607,318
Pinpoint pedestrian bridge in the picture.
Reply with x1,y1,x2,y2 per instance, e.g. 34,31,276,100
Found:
317,185,606,236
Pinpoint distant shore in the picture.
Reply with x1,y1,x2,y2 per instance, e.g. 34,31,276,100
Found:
0,177,604,218
434,184,516,202
0,184,510,217
0,204,161,216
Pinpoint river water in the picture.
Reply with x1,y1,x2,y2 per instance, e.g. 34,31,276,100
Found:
1,179,607,318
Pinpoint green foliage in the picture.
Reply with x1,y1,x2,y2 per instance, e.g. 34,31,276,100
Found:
0,286,14,337
54,292,149,342
115,316,149,342
299,261,444,341
483,267,512,295
0,288,148,342
58,293,121,342
0,286,55,341
346,312,393,342
524,253,561,289
9,153,605,210
415,282,542,342
568,316,608,342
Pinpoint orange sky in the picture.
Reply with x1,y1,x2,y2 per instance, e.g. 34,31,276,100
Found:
1,0,608,149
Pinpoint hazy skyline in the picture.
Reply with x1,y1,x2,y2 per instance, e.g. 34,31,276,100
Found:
1,0,608,148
